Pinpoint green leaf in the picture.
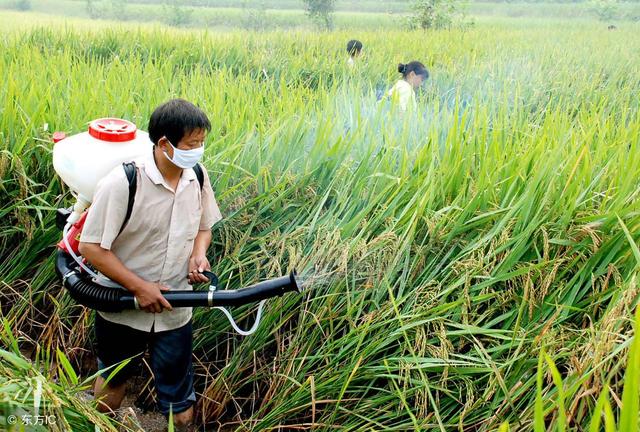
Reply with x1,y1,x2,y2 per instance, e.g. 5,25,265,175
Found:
0,348,31,371
589,385,609,432
544,353,566,432
498,421,510,432
603,396,616,432
619,305,640,430
535,349,545,432
617,214,640,268
57,348,79,386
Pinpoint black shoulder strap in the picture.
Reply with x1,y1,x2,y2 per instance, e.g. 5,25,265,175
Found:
118,162,202,235
119,161,137,235
193,163,204,191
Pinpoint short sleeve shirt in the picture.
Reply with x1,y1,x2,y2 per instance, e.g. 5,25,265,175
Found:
80,151,222,332
388,79,416,111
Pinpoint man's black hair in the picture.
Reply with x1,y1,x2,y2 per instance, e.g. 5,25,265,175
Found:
148,98,211,146
346,39,363,57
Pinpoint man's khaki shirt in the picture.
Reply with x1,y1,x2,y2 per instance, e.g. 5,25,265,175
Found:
80,151,222,332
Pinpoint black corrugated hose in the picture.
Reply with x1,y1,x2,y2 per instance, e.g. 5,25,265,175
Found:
55,250,299,312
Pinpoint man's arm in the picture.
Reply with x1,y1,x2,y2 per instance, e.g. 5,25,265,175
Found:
187,167,223,285
79,243,173,313
187,229,212,284
78,168,171,314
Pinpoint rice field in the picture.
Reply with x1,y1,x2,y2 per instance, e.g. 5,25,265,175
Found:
1,9,640,431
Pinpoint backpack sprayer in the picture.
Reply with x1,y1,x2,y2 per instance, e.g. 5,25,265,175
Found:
53,118,300,336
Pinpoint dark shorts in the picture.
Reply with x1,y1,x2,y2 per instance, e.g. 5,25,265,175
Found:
94,313,196,416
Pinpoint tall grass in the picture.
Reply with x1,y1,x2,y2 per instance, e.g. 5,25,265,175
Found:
0,18,639,430
0,319,123,431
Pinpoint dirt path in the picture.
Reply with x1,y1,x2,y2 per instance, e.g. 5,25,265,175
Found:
119,393,167,432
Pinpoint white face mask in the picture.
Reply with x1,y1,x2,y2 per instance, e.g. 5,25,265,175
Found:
163,138,204,169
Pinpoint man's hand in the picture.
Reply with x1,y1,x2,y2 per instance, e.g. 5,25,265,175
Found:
187,255,211,284
131,280,172,313
79,242,173,314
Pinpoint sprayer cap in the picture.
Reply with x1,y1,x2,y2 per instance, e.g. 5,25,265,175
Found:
52,131,66,143
88,118,137,142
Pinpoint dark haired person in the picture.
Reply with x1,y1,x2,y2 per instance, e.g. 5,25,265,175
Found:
78,98,222,431
346,39,363,68
388,61,429,111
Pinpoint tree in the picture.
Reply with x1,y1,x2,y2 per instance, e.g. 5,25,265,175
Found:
86,0,101,19
589,0,619,21
242,0,268,31
302,0,335,30
407,0,467,30
15,0,31,11
163,0,194,27
109,0,128,21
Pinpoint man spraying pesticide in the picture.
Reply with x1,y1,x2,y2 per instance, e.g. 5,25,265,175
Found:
53,99,300,431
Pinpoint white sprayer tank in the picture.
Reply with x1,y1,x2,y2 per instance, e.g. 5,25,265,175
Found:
53,118,153,223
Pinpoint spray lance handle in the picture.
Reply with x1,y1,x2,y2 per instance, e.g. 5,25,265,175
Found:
196,269,300,337
199,271,219,290
195,270,300,307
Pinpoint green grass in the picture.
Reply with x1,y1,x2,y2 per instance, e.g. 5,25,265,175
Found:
0,12,639,431
0,319,123,431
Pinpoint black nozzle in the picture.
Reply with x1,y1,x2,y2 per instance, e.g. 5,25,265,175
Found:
56,250,300,312
198,270,300,307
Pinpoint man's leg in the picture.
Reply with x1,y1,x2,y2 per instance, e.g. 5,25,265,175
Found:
93,376,127,413
150,320,196,430
172,406,194,431
94,312,147,414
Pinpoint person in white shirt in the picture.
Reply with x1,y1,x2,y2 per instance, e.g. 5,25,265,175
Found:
346,39,363,68
388,61,429,111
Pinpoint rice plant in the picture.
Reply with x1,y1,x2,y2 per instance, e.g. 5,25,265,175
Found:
0,12,639,431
